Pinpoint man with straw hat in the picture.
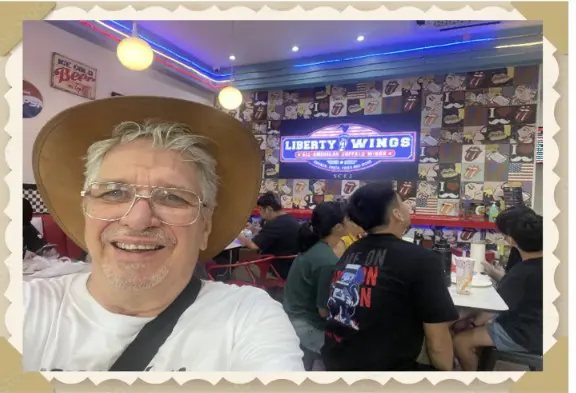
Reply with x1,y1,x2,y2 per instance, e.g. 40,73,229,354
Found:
23,97,304,371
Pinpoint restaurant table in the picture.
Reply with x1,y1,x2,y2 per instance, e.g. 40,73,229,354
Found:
208,238,243,281
449,279,508,312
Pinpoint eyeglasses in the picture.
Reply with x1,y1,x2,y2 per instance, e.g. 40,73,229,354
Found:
81,182,206,226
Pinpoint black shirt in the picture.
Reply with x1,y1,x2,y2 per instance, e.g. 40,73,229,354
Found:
322,234,459,371
505,247,522,273
252,213,300,278
496,257,543,354
23,223,48,256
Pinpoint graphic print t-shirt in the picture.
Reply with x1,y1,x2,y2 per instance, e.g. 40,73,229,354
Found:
322,234,459,371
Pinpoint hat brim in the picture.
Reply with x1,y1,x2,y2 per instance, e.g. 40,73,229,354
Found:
32,96,261,261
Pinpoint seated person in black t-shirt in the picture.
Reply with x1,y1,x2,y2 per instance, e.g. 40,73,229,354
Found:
482,205,537,281
453,212,543,371
238,192,300,278
322,182,459,371
23,198,58,258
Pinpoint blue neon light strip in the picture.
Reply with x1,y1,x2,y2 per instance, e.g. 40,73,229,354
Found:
103,20,232,79
294,37,496,68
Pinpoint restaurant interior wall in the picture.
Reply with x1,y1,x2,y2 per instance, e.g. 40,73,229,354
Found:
218,64,542,248
22,21,215,186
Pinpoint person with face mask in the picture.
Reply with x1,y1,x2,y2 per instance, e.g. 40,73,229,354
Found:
322,181,459,371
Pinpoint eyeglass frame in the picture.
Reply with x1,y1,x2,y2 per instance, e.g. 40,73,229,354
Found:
80,181,208,227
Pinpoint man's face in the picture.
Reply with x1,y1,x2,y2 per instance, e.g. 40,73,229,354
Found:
258,206,273,221
84,139,212,290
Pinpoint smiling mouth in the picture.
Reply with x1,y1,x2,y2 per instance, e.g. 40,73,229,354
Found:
112,242,165,252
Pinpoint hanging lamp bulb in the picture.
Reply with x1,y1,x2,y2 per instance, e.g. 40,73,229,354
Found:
218,86,243,110
117,22,154,71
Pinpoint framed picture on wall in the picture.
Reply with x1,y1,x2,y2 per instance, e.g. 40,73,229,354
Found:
50,52,97,100
536,126,543,163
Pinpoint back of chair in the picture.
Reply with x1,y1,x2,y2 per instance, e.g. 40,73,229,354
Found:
268,254,298,281
206,255,276,288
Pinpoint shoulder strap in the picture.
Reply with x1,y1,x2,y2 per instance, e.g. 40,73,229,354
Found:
109,276,203,371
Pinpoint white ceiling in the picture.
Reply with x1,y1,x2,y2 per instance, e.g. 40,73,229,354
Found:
136,20,541,68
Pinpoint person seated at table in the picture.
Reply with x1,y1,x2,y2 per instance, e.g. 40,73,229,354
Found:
23,198,58,258
283,201,347,370
453,213,543,371
238,191,300,279
482,205,537,282
322,181,459,371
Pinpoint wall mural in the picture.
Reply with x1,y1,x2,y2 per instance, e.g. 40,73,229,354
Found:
217,65,540,220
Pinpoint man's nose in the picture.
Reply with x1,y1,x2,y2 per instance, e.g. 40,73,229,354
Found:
120,198,159,230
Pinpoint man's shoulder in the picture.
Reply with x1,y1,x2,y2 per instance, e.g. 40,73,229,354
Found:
24,273,81,304
275,213,300,227
346,235,439,262
198,280,278,309
190,281,292,333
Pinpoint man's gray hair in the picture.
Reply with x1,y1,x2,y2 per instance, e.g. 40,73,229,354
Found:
83,121,219,207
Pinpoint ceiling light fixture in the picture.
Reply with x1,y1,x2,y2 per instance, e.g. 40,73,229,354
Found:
292,46,299,52
116,22,154,71
104,20,231,78
80,21,227,89
218,21,243,111
357,35,365,42
218,86,243,110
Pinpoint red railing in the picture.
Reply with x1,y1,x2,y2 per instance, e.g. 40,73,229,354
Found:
251,208,497,230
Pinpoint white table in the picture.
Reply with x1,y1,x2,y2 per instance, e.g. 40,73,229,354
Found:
448,284,508,311
31,216,44,236
224,239,242,250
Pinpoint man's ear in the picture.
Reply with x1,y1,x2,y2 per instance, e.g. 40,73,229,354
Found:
392,207,403,222
199,209,213,251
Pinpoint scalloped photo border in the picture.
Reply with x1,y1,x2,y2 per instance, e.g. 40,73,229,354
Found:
0,2,567,392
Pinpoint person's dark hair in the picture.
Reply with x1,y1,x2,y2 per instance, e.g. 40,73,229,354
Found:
298,201,346,253
256,191,282,212
23,198,33,225
347,181,399,232
508,212,543,253
495,205,536,235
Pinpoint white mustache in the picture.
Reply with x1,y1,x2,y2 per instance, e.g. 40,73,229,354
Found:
103,228,172,245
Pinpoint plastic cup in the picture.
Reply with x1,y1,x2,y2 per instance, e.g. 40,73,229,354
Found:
454,257,476,295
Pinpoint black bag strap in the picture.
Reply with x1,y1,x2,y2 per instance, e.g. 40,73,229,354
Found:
109,276,203,371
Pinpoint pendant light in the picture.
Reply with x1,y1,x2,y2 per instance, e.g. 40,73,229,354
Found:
117,22,154,71
218,21,243,110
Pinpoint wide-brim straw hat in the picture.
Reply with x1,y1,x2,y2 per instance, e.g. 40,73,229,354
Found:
33,96,261,261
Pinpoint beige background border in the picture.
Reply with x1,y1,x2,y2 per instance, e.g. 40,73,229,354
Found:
0,2,567,392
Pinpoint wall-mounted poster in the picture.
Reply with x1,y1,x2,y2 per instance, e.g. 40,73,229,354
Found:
536,126,543,163
279,113,420,180
50,53,97,100
23,80,43,118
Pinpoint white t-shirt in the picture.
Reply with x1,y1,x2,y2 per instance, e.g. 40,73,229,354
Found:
23,272,304,371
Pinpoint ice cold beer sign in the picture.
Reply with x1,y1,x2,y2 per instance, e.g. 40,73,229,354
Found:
280,124,416,173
